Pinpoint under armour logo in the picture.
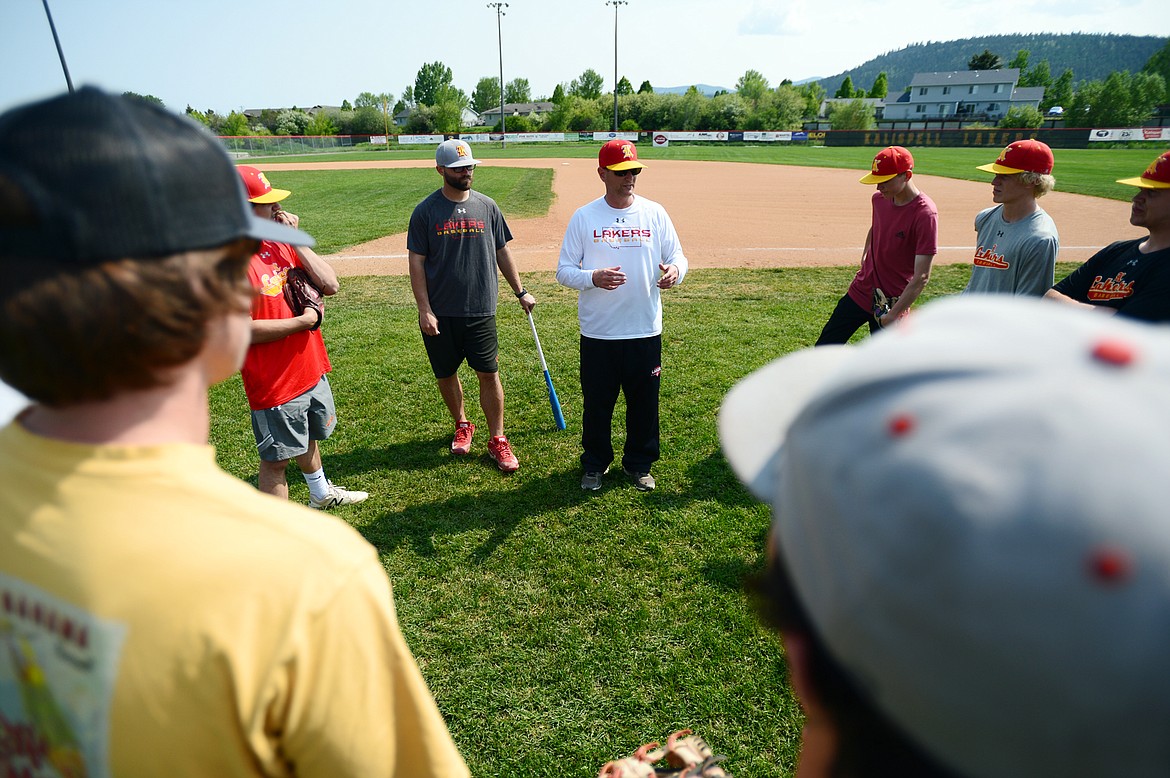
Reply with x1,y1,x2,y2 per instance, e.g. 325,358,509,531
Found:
996,231,1005,238
1127,259,1140,266
456,207,467,214
615,217,627,223
896,231,906,239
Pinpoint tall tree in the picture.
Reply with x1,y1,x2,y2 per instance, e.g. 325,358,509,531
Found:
868,71,889,99
185,106,210,127
354,92,382,110
274,109,310,136
736,69,771,106
221,111,250,136
798,82,827,119
1007,49,1030,72
400,85,414,108
305,111,338,136
505,78,532,103
569,68,605,100
122,92,164,108
472,77,501,114
615,76,634,96
551,83,566,104
414,61,453,106
1130,71,1168,121
1067,70,1166,127
637,80,653,94
968,49,1002,71
349,107,385,135
1021,60,1052,89
834,76,857,99
433,84,470,132
1043,69,1075,112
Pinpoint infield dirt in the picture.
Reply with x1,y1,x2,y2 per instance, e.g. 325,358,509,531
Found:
257,158,1142,277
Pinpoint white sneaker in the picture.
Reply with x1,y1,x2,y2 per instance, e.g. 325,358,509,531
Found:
309,482,369,509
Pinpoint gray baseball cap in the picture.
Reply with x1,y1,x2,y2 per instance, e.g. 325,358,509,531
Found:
435,138,478,168
720,296,1170,778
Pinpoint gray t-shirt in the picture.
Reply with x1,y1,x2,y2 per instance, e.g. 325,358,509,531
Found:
963,205,1059,296
407,189,512,317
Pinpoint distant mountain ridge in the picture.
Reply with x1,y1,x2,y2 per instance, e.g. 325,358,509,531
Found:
813,33,1166,95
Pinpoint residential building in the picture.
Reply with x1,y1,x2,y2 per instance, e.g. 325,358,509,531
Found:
881,69,1042,123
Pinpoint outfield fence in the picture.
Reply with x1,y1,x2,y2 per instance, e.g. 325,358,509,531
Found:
219,134,362,158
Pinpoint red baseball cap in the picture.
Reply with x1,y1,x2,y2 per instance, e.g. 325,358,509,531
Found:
859,146,914,184
977,140,1054,175
599,139,645,171
1117,151,1170,189
237,165,291,203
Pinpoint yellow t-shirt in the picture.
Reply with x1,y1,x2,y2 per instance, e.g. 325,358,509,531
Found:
0,422,469,778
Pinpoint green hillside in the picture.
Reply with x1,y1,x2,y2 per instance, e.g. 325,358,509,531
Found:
815,32,1167,94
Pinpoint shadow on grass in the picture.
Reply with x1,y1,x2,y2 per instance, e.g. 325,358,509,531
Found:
326,436,452,474
326,437,606,561
684,450,761,510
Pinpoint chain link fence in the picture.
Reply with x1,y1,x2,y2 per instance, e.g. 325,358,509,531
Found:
219,134,370,158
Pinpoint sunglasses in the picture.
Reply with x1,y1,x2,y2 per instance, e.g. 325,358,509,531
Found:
610,168,641,178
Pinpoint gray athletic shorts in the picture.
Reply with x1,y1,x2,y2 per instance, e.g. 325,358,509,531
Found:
251,375,337,462
422,315,499,378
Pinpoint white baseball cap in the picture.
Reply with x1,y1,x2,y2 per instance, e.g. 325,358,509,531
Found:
720,296,1170,778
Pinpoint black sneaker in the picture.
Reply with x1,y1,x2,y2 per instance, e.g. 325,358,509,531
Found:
581,467,609,491
622,467,656,492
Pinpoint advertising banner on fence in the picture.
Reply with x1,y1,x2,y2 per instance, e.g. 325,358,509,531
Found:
592,131,639,141
742,131,794,142
399,134,445,145
460,132,567,144
369,136,388,145
1086,128,1170,142
655,131,729,142
652,133,669,147
1089,128,1145,142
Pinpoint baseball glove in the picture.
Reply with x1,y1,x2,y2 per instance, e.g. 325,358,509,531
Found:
283,266,323,331
872,287,898,324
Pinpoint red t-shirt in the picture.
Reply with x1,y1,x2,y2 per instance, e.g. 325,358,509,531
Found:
241,241,331,411
847,191,939,310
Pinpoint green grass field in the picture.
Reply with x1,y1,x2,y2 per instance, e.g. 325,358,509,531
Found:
208,146,1143,775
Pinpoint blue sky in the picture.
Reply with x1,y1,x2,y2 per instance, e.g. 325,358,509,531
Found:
1,0,1164,114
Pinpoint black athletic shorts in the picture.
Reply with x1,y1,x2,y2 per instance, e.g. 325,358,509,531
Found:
422,315,499,377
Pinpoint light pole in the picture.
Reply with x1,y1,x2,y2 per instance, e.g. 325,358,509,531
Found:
41,0,74,92
606,0,627,133
488,2,509,148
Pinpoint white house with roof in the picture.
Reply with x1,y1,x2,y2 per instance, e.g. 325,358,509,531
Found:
881,69,1043,122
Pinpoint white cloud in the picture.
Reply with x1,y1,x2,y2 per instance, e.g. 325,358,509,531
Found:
738,1,812,36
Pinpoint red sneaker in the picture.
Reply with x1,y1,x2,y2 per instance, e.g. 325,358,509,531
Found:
488,435,519,473
451,421,475,455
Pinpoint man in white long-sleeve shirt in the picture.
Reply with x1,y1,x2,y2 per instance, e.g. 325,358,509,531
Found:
556,139,689,492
